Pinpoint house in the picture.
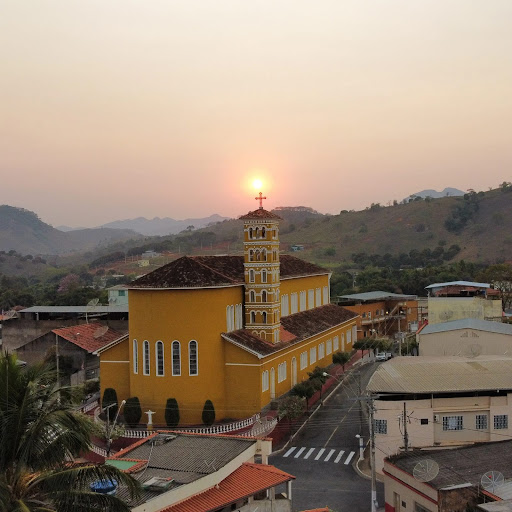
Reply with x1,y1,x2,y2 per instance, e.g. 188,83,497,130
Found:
336,291,419,340
366,355,512,474
108,285,129,306
98,201,358,425
107,431,294,512
15,322,127,384
418,318,512,356
426,281,502,325
384,441,512,512
2,304,128,352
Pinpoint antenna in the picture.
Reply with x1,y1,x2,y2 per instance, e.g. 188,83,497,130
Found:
85,298,100,324
413,459,439,482
93,325,109,339
481,471,504,494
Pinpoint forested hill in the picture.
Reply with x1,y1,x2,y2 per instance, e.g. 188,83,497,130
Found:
0,205,142,255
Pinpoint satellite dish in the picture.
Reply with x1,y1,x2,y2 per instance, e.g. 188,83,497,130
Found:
85,298,100,324
465,343,482,358
2,310,17,320
413,459,439,482
481,471,504,493
93,326,109,339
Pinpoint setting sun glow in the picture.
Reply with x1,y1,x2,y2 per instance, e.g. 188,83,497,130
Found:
252,179,263,190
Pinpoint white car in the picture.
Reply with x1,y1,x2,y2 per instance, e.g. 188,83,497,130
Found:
376,352,392,361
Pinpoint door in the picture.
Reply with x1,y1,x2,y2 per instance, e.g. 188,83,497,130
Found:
270,367,275,399
394,492,401,512
291,357,297,386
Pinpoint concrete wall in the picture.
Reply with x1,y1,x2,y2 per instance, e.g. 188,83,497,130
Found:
428,297,502,325
375,393,512,474
419,328,512,356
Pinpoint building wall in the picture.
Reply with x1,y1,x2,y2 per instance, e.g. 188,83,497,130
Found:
99,340,130,405
279,275,330,315
375,393,512,474
428,297,503,325
127,286,244,425
419,329,512,356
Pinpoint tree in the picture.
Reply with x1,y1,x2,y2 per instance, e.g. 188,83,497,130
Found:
57,273,81,294
102,388,118,421
332,351,351,372
278,396,304,434
291,381,316,411
124,397,142,428
0,352,139,511
202,400,215,426
307,366,328,390
165,398,180,427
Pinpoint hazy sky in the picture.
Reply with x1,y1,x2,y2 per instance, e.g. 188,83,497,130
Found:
2,1,511,227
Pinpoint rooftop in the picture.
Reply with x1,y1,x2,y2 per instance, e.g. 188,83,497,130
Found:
367,355,512,394
130,255,328,289
239,208,283,220
52,323,127,353
223,304,357,358
387,440,512,491
160,462,294,512
20,305,128,314
420,318,512,336
425,280,490,289
337,290,417,302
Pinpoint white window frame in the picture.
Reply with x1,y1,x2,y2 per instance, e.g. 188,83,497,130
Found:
494,414,508,430
308,289,315,309
300,351,308,370
143,340,150,375
347,330,352,345
299,290,306,311
261,269,267,283
442,415,463,431
156,340,164,376
310,346,316,365
476,414,488,430
323,286,329,304
249,269,255,283
291,292,298,314
189,340,198,376
262,370,269,392
333,336,339,352
326,339,332,355
315,288,321,307
281,294,289,316
172,340,181,376
318,342,325,360
375,419,387,434
133,339,138,374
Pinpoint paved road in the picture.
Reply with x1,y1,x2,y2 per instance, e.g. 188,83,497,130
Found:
270,361,384,512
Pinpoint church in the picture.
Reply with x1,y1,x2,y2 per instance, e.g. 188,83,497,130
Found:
98,196,358,425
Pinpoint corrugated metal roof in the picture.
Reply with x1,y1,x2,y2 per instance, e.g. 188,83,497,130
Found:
20,305,128,313
425,280,490,289
337,291,417,301
367,355,512,394
420,318,512,336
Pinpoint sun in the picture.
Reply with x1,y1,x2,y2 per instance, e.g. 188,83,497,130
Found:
252,178,263,190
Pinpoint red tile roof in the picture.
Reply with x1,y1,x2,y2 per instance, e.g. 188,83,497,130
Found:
300,508,330,512
239,208,283,220
160,463,294,512
223,304,358,357
130,255,328,289
52,323,126,353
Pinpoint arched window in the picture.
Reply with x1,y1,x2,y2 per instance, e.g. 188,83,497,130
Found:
189,340,198,376
249,227,253,239
133,339,138,374
250,311,256,323
261,270,267,283
255,227,259,238
262,249,267,261
250,290,256,302
262,311,267,324
262,227,266,237
249,269,255,283
262,290,267,302
256,250,261,261
172,341,181,376
143,340,150,375
249,249,254,261
156,341,164,376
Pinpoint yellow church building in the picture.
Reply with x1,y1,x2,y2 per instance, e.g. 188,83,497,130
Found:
98,200,358,425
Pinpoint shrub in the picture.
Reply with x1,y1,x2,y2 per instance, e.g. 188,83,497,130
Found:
333,351,351,371
291,381,316,410
124,397,142,427
165,398,180,427
202,400,215,426
102,388,118,421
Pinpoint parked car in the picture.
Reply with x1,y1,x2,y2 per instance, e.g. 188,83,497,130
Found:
376,352,392,361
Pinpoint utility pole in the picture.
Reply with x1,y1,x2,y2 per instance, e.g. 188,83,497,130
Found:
369,397,378,512
403,402,409,452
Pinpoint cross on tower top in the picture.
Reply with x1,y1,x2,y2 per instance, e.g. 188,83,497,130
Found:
255,192,266,209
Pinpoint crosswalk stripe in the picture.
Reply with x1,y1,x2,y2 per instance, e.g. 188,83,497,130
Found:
284,447,296,458
304,448,316,460
344,451,356,465
334,450,345,463
314,448,326,460
294,447,306,458
324,449,336,462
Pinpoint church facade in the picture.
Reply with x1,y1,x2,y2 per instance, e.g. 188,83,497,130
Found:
98,204,358,425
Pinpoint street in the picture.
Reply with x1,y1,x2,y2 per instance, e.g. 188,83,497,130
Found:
269,361,384,512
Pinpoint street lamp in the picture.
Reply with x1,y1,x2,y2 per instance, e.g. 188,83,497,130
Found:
103,399,126,456
355,434,364,461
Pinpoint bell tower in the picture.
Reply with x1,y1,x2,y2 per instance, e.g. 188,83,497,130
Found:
240,193,282,343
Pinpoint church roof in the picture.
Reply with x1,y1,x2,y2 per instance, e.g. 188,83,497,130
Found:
239,208,282,220
222,304,358,358
129,255,328,289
